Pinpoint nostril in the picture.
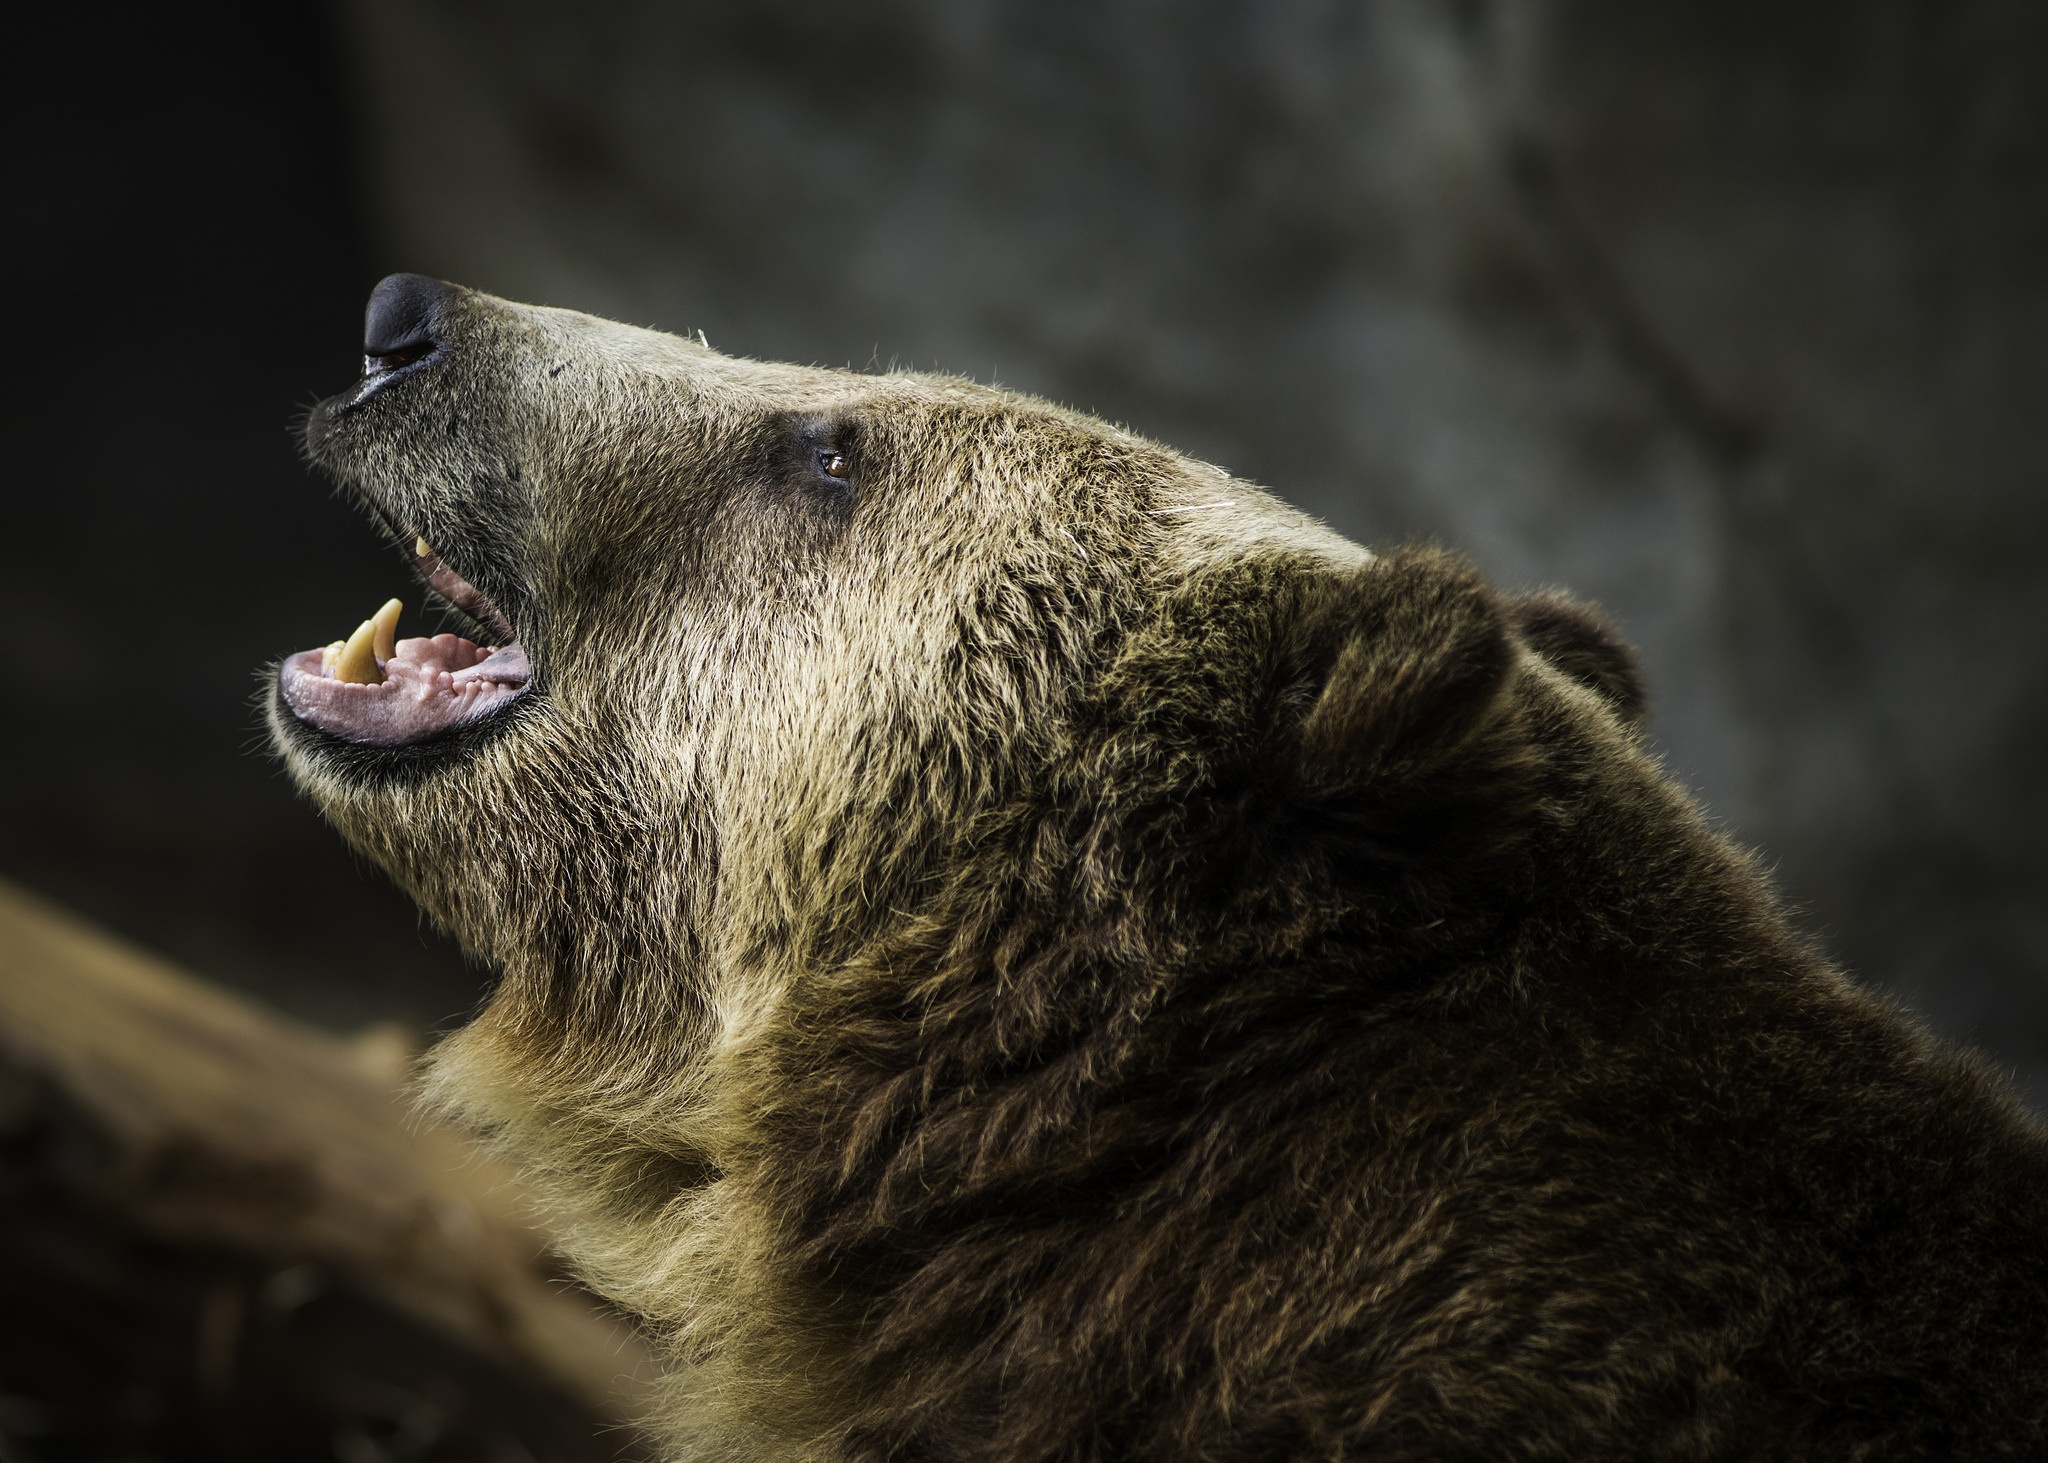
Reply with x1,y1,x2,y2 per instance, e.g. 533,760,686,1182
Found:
367,341,434,373
363,273,449,371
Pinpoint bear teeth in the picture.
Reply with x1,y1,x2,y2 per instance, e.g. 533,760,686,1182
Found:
325,597,403,684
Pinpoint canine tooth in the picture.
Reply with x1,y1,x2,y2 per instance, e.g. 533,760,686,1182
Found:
415,536,433,558
370,597,402,661
332,616,385,685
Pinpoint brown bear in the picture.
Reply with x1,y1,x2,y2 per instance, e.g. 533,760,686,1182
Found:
270,275,2048,1462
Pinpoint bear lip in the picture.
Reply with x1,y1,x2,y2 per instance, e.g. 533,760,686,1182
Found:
277,545,532,747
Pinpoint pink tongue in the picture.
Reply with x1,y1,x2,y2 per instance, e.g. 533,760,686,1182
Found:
279,634,531,746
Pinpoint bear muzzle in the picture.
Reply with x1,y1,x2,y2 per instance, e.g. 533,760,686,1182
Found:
278,275,541,750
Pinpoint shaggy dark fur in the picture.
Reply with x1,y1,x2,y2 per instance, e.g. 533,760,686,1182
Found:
759,554,2047,1460
270,279,2048,1462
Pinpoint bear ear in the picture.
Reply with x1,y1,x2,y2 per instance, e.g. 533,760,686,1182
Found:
1294,549,1520,792
1507,591,1646,726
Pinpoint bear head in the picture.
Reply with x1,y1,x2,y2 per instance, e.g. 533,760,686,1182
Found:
272,277,1642,1093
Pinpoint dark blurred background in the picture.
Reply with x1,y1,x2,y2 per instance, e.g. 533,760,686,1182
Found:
5,1,2044,1106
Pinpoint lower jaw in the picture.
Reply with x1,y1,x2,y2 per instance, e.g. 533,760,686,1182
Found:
269,679,538,789
277,639,533,749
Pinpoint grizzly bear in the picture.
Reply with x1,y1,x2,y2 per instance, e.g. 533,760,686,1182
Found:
270,275,2047,1461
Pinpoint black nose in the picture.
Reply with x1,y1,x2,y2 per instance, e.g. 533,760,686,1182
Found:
363,273,449,368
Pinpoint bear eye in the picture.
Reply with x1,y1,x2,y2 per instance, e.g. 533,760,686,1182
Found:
817,449,851,480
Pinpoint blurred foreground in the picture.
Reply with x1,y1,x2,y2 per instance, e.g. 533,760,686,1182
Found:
0,880,652,1462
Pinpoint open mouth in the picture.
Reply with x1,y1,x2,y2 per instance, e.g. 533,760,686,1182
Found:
278,537,532,747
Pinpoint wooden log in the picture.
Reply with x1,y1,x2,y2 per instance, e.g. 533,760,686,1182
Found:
0,877,656,1460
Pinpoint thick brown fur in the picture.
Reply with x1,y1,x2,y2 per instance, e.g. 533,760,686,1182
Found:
271,284,2048,1461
